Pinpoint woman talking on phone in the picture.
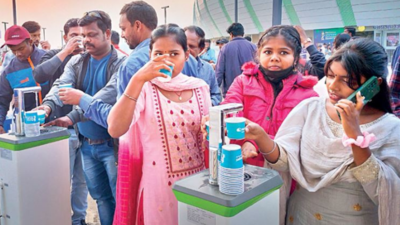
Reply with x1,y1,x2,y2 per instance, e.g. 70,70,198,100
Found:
245,38,400,224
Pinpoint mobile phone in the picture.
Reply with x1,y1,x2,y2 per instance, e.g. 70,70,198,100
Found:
347,76,380,104
337,76,380,120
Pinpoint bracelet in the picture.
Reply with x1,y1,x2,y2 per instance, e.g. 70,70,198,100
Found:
260,141,277,156
123,93,137,102
342,132,376,148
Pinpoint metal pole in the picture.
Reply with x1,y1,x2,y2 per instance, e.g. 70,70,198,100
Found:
161,6,169,25
42,28,46,40
12,0,17,25
234,0,238,23
272,0,282,26
2,22,8,33
60,30,63,46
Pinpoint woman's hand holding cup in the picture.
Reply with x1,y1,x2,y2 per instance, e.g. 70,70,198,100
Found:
135,55,174,84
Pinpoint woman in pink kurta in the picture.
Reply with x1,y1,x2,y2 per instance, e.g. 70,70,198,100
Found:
108,25,211,225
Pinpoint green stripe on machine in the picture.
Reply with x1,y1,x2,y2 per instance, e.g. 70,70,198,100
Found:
173,184,281,217
0,135,69,151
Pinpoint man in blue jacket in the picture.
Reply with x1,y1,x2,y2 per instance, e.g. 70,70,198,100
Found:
0,25,47,134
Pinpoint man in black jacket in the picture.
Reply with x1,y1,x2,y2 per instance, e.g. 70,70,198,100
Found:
33,18,88,225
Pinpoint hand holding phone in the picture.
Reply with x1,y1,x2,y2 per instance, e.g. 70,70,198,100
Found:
337,76,380,120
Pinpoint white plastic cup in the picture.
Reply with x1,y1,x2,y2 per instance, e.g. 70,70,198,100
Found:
37,110,46,124
59,83,73,89
24,111,40,137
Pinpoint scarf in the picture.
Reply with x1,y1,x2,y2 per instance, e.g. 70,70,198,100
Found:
150,73,207,91
113,73,208,225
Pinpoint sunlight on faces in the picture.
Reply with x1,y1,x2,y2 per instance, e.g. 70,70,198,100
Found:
151,36,189,77
325,61,366,104
258,35,295,71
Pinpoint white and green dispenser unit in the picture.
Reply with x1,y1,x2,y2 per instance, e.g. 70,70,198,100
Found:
0,126,71,225
173,164,283,225
173,103,283,225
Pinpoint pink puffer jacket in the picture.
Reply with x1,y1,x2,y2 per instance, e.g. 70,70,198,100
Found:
222,62,319,166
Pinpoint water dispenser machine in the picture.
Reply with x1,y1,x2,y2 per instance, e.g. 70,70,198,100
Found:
173,103,283,225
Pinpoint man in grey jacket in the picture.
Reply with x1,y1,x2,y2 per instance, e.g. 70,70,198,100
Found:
33,18,89,225
38,11,125,225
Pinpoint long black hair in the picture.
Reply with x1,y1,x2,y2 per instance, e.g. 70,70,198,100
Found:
324,38,393,113
257,25,302,69
150,24,188,52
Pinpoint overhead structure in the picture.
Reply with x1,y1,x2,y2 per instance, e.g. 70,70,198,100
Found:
193,0,400,38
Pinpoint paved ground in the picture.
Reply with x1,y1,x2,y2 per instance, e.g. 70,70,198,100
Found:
85,196,100,225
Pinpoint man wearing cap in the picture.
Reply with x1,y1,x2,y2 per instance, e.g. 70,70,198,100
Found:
2,21,51,69
0,25,48,134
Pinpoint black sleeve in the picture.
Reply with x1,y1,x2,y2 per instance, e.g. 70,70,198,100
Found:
33,49,63,83
0,71,13,126
305,45,326,80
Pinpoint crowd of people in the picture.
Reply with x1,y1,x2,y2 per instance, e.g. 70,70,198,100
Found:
0,1,399,225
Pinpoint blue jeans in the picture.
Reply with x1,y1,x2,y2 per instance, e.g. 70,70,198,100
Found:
80,138,117,225
69,129,89,225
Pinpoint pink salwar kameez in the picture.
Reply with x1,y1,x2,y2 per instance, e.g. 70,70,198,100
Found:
113,74,211,225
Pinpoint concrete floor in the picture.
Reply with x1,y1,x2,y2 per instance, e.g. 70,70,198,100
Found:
85,196,100,225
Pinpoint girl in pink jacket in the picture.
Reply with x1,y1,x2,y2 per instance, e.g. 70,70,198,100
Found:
222,25,318,167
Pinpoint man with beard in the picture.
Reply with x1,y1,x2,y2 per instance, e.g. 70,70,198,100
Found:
33,18,89,225
0,25,47,134
116,1,157,97
38,11,125,225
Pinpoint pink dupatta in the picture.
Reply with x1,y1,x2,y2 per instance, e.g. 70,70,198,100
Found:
113,74,209,225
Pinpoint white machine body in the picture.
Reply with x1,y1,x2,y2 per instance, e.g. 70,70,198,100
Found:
0,137,70,225
178,190,279,225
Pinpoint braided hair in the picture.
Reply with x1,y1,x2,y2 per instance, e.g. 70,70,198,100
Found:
257,25,302,69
